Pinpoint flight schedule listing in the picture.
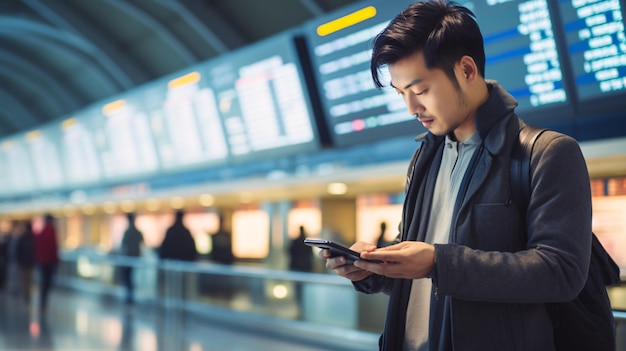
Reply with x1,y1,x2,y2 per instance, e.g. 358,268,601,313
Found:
207,34,318,158
305,0,419,147
469,0,567,112
558,0,626,101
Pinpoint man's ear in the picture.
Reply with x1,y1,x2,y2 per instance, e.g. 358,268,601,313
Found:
458,55,477,80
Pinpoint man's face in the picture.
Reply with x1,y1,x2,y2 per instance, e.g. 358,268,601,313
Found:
389,51,475,139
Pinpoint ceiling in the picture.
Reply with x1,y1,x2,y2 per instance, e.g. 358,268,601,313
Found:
0,0,362,139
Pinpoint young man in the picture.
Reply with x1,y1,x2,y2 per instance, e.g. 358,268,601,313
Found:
319,1,592,350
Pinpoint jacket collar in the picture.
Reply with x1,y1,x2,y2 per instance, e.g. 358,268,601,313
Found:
476,80,517,155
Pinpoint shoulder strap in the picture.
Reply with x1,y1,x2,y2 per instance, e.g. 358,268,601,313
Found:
510,125,548,216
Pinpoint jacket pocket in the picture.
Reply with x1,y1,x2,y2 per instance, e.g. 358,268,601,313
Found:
468,203,518,251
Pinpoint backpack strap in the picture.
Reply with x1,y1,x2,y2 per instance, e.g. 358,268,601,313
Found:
510,124,548,217
510,124,621,288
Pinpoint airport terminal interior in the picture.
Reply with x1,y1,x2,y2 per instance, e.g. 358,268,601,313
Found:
1,0,626,350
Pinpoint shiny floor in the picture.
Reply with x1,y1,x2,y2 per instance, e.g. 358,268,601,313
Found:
0,288,372,351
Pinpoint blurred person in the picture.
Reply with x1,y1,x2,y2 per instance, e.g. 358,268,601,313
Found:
6,220,22,297
318,1,594,350
209,213,234,265
159,210,197,262
288,225,314,317
158,210,197,299
0,226,8,293
376,221,389,248
16,219,35,305
34,214,59,313
288,225,313,272
120,212,144,305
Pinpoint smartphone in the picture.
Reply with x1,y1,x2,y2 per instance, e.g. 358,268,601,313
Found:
304,238,382,263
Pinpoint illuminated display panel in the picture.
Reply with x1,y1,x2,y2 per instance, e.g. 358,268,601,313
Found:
304,0,571,147
304,0,415,147
142,70,229,171
58,116,103,186
556,0,626,103
205,32,320,160
465,0,569,113
90,96,160,182
24,127,65,190
0,136,37,194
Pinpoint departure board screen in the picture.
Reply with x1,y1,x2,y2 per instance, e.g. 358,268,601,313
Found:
142,70,229,171
304,0,571,147
465,0,569,113
24,127,65,190
91,96,160,181
205,33,319,160
0,136,37,194
58,115,103,186
557,0,626,102
304,1,415,147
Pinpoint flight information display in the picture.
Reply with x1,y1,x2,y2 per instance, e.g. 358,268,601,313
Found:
142,70,229,171
0,136,38,194
24,127,65,190
304,0,572,147
466,0,569,113
557,0,626,102
205,32,319,160
304,0,415,147
58,116,103,186
91,96,160,181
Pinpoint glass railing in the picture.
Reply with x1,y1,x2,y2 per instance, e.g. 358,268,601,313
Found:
56,249,384,350
57,249,626,350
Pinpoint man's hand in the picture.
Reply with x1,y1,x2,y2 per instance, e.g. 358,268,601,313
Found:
355,241,435,279
319,241,376,282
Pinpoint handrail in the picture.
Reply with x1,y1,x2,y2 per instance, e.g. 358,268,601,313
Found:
61,250,626,325
61,250,351,285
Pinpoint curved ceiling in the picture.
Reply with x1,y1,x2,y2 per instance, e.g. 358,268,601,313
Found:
0,0,360,138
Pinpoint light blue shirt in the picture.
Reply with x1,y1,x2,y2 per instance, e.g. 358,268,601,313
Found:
403,132,482,351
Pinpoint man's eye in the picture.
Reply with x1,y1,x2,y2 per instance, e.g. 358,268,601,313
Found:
415,89,427,96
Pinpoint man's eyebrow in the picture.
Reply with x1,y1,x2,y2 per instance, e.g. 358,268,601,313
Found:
390,78,422,90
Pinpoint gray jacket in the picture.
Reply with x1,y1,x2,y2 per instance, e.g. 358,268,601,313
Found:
355,81,592,351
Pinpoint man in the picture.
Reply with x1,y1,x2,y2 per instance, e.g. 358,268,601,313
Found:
319,1,592,350
34,214,60,313
288,225,314,272
159,210,197,262
120,212,144,305
210,213,234,265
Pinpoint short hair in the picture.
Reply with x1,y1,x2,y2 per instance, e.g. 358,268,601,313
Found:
370,0,485,89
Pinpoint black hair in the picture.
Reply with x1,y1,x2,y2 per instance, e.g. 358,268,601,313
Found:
370,0,485,89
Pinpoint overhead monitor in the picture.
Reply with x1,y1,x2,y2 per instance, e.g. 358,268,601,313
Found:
204,32,321,161
303,1,415,147
58,116,103,186
465,0,571,115
556,0,626,104
0,136,37,194
24,127,65,191
142,70,229,172
90,96,161,182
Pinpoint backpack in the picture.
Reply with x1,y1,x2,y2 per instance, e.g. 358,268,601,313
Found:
510,125,622,351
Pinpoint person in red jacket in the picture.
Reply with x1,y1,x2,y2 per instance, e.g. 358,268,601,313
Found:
34,214,59,313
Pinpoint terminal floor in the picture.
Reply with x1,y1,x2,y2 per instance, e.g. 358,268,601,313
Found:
0,289,372,351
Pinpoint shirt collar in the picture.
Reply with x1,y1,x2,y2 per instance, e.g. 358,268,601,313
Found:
445,131,482,147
